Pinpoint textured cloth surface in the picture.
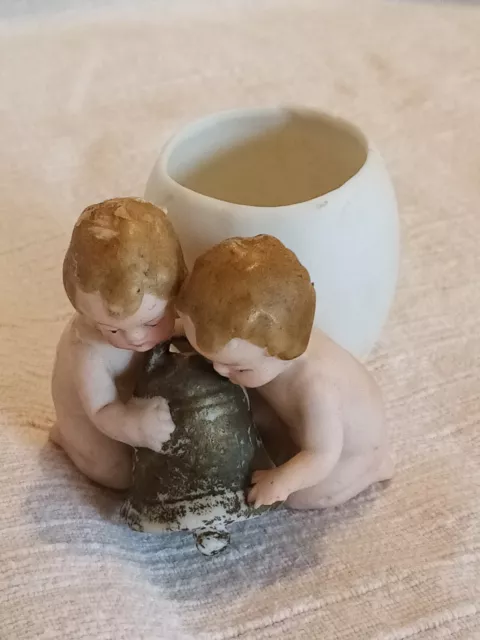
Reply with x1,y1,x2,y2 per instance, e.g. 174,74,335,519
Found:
0,1,479,638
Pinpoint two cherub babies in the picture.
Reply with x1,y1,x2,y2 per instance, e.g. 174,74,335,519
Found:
52,197,393,510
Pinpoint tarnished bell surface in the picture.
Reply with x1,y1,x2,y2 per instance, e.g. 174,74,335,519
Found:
121,339,279,556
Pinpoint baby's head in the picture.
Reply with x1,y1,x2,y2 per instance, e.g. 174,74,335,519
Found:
63,197,186,351
176,235,315,387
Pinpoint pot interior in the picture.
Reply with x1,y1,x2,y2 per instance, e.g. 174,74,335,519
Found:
166,109,368,207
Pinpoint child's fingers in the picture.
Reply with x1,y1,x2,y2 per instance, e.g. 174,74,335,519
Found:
247,485,258,504
251,469,267,484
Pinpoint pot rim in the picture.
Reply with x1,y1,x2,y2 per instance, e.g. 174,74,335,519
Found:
151,105,377,213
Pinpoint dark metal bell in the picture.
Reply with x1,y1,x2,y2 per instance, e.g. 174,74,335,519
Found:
121,339,280,556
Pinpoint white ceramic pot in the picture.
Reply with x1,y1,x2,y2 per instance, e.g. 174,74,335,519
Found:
145,107,399,360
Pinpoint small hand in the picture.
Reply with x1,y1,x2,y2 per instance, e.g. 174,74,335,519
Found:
127,396,175,452
248,468,291,508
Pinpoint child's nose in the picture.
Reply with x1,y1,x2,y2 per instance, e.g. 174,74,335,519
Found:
214,364,229,377
126,327,148,344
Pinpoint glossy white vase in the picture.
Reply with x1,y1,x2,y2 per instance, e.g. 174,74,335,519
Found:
145,107,399,360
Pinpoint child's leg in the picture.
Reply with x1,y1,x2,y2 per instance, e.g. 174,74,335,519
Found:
50,419,133,490
286,449,394,510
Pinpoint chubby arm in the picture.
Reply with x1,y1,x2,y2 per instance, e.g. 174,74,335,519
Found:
249,390,343,506
73,345,173,452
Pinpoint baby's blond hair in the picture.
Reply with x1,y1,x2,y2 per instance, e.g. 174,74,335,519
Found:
63,197,186,316
176,235,315,360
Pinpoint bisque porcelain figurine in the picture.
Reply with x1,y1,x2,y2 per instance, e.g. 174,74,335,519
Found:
176,235,394,509
51,197,186,489
121,338,278,556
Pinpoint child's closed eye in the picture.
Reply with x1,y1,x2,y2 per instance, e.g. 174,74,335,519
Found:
144,318,161,327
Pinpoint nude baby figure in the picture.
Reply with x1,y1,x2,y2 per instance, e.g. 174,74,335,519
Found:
175,234,394,510
51,197,186,489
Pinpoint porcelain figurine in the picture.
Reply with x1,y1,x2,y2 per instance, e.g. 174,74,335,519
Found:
50,197,186,489
176,234,394,510
121,338,278,556
146,106,399,360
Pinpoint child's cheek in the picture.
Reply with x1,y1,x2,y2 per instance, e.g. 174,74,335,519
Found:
106,332,125,348
247,373,262,388
151,312,176,343
231,372,256,388
98,327,112,341
97,328,126,348
241,370,272,388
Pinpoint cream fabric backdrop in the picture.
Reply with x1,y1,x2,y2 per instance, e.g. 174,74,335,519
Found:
0,1,479,638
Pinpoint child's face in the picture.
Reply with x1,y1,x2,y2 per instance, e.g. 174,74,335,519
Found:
76,290,175,351
180,315,288,388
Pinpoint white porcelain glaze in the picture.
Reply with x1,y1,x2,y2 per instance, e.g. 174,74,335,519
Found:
145,107,399,359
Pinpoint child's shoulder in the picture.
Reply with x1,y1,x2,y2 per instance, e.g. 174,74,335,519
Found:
289,354,331,401
302,330,337,373
306,329,360,369
301,331,357,389
305,329,377,395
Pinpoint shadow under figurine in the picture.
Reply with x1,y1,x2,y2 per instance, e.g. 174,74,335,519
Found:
121,338,280,556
